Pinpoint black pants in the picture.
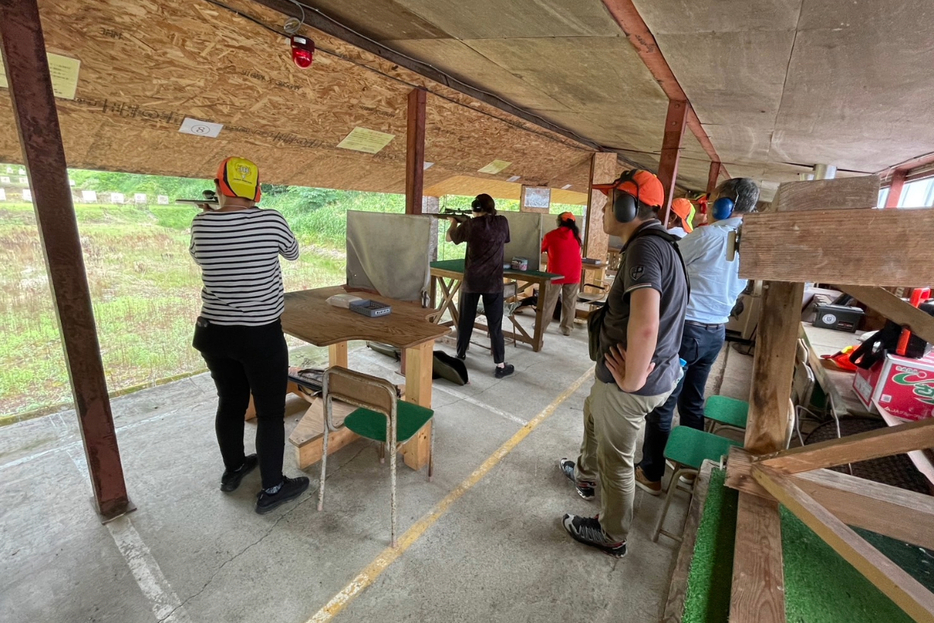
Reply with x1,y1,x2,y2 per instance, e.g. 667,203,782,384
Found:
457,291,506,364
638,322,726,482
193,319,288,490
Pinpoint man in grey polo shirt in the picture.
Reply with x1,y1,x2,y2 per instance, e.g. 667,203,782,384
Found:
558,170,688,557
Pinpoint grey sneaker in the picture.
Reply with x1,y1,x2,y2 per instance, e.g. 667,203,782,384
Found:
562,514,627,558
558,458,595,500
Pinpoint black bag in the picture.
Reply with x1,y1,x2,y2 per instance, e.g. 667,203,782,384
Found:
587,227,691,362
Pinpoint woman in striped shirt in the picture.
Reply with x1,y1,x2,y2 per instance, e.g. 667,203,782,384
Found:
190,157,309,514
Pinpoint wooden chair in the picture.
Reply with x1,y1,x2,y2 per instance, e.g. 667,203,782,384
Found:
318,366,435,547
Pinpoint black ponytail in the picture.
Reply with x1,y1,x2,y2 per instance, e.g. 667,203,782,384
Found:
559,218,582,247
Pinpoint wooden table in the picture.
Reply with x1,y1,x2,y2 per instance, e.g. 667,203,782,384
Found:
280,286,449,470
800,322,873,418
429,259,562,352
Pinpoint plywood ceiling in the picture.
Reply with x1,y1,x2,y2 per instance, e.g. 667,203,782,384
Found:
0,0,596,199
290,0,934,197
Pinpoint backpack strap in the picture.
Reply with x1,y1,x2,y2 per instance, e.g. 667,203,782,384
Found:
624,226,692,301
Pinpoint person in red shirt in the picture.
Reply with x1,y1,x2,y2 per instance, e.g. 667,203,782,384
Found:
540,212,583,336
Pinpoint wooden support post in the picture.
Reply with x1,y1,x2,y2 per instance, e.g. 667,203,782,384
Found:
758,417,934,474
886,169,907,208
753,465,934,623
405,88,427,215
657,99,688,223
0,0,131,520
838,285,934,345
583,152,617,263
745,281,804,454
706,161,721,197
402,339,433,470
329,342,349,368
729,493,786,623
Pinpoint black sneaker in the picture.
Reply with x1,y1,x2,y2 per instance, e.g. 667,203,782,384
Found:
220,454,258,492
456,352,466,361
562,514,627,558
494,363,515,378
255,475,310,514
558,458,595,501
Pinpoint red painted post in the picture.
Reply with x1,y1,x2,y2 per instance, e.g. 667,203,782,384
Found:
405,88,427,215
886,169,906,208
658,99,688,224
0,0,131,520
707,161,722,196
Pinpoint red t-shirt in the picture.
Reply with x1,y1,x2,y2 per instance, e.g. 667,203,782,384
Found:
541,226,582,285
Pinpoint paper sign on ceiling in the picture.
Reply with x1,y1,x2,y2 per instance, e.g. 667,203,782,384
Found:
337,127,396,154
179,117,224,138
0,51,80,100
478,160,511,175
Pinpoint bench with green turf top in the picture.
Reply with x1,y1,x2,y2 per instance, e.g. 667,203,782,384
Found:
703,395,749,435
652,426,742,543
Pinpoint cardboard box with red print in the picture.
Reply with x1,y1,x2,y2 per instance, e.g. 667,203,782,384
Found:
853,351,934,421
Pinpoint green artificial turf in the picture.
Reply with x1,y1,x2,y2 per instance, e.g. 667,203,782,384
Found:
681,468,934,623
682,468,738,623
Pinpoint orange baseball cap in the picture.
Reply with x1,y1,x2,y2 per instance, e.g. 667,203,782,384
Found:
670,198,695,233
216,157,262,202
593,169,665,209
558,211,575,222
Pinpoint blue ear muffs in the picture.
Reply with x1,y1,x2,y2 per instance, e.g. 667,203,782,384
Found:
712,197,735,220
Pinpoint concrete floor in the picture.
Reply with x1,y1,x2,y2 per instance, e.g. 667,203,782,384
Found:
0,317,752,623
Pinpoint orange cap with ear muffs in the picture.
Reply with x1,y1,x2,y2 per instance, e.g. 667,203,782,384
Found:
216,157,262,202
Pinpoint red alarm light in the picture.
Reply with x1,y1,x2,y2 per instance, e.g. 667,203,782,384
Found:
290,35,314,69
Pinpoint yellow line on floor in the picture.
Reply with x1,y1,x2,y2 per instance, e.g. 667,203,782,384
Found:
305,367,595,623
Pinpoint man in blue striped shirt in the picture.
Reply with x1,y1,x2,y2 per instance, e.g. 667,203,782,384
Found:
635,178,759,494
190,157,309,513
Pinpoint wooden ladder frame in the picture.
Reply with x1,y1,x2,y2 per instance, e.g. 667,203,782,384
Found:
720,176,934,623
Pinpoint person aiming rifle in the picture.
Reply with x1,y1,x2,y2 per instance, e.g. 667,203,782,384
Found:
446,194,515,378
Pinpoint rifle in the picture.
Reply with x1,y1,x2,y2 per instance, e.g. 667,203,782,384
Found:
176,189,219,209
425,209,472,223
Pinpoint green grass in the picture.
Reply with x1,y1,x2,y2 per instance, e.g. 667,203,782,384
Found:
0,201,346,417
0,176,584,418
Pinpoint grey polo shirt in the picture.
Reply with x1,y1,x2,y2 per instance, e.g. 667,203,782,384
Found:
595,221,689,397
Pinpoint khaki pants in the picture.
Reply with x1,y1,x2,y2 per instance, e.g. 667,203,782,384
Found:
541,282,580,334
575,379,672,542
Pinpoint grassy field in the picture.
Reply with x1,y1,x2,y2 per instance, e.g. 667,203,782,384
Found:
0,182,582,420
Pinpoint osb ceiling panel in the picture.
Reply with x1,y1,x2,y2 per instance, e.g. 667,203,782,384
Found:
0,0,593,194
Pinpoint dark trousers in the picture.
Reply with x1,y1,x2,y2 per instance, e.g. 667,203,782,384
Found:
638,322,726,482
193,319,288,490
457,291,506,364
